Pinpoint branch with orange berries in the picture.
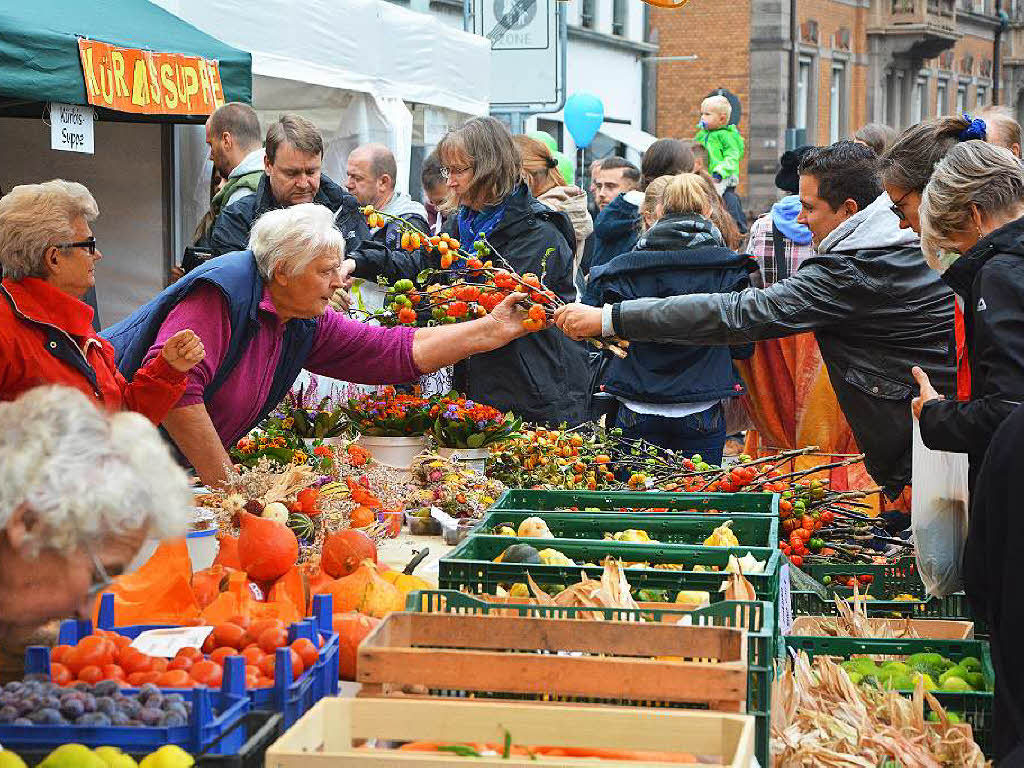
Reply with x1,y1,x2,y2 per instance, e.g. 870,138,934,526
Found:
357,206,629,357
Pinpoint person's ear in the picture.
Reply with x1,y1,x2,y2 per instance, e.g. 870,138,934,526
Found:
263,153,273,175
4,505,33,550
1014,143,1022,159
221,132,233,151
842,198,860,218
44,245,61,275
970,203,985,233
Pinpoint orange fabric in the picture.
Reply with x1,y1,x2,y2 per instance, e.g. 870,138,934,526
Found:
95,539,201,624
955,300,972,401
736,333,880,514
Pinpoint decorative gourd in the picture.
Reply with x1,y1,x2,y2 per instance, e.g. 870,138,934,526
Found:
380,549,434,598
332,611,380,680
237,512,299,582
349,505,376,528
516,517,553,538
325,560,404,618
494,543,541,564
322,529,377,578
213,535,242,569
287,512,315,541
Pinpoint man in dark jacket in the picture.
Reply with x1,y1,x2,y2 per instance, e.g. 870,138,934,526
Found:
555,141,955,499
209,114,369,261
347,183,592,427
346,143,429,249
584,158,643,276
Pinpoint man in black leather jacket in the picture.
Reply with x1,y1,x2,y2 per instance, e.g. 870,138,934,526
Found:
555,141,955,499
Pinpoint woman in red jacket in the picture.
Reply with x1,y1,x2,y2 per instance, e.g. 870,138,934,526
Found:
0,180,204,424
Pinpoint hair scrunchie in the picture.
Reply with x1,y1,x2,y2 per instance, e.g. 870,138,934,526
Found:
545,156,558,169
959,114,987,142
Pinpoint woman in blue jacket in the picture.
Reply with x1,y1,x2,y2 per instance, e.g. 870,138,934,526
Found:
585,173,756,462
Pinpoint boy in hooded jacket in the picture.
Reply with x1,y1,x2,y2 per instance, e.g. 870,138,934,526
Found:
695,96,745,196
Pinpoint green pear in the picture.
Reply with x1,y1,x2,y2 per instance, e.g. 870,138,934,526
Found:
940,675,973,693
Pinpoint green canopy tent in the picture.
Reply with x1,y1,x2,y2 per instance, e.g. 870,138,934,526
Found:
0,0,251,120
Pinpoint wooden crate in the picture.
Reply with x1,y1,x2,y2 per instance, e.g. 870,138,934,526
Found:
357,612,747,711
790,616,974,640
264,697,755,767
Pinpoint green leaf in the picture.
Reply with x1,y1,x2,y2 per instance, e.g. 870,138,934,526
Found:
466,432,486,449
416,268,436,284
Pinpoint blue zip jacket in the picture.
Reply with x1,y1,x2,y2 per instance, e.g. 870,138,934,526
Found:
102,250,317,445
585,214,756,404
585,193,641,275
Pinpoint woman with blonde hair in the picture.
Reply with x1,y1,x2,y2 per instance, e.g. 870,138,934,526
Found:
347,116,591,426
583,173,755,460
514,134,593,297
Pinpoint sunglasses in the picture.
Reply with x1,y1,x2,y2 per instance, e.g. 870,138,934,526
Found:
889,190,914,221
85,545,113,601
55,236,98,255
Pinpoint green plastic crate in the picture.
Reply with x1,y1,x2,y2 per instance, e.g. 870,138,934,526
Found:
439,535,782,603
791,590,988,638
473,511,779,549
783,635,994,755
801,558,926,599
489,489,780,516
405,589,775,768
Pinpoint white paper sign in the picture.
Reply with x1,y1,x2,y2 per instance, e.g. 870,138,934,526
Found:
778,563,794,635
50,102,94,154
130,626,213,658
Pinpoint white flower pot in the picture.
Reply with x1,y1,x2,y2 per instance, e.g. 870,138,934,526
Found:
436,446,490,474
356,434,429,469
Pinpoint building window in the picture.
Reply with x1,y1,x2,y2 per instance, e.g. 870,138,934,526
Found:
830,62,847,143
957,84,967,113
536,119,563,151
976,85,988,107
580,0,595,29
911,77,927,124
936,80,948,116
797,57,812,130
612,0,627,35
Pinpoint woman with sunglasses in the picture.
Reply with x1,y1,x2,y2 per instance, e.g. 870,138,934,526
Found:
0,180,205,424
348,117,592,426
0,386,193,682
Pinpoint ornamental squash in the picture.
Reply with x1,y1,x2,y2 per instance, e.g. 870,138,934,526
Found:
333,611,380,680
325,560,404,618
380,549,434,598
238,512,298,582
322,529,377,578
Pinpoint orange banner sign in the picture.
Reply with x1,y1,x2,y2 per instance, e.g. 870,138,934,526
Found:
77,39,225,116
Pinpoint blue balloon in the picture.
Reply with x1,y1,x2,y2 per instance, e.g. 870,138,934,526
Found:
564,92,604,150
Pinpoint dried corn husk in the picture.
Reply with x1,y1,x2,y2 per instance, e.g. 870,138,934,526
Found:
526,557,640,616
772,651,988,767
793,588,919,639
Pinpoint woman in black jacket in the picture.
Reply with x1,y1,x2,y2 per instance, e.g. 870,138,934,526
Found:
910,141,1024,483
584,174,755,462
348,117,591,426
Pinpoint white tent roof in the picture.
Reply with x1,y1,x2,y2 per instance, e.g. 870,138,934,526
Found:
598,121,658,153
152,0,491,116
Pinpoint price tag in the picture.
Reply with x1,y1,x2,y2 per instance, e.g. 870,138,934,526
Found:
130,626,213,658
778,563,793,635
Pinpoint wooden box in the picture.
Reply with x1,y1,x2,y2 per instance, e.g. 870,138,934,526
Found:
264,697,756,767
790,616,974,640
357,611,748,711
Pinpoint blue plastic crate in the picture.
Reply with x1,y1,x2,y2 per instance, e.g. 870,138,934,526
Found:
40,594,339,730
0,656,250,755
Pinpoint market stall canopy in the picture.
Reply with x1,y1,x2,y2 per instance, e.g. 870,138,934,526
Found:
598,121,658,153
0,0,251,118
152,0,490,117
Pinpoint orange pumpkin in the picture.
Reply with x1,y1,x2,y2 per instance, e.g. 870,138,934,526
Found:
191,565,234,608
238,512,298,582
95,539,201,625
268,565,307,616
325,560,404,618
349,505,376,528
332,611,380,680
322,529,377,578
301,562,335,595
213,535,242,569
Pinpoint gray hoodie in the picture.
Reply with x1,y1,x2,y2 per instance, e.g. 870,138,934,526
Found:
225,147,266,207
538,185,593,299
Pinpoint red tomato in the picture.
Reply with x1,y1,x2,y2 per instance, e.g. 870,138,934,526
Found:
156,670,193,688
241,646,264,668
67,636,112,675
789,555,804,567
167,656,194,672
291,638,319,669
211,623,247,650
210,647,240,666
190,660,223,688
257,627,289,655
119,648,153,675
176,647,204,663
247,619,285,647
149,657,168,674
50,662,73,686
260,648,303,681
201,633,219,654
77,665,104,685
127,671,161,686
51,645,73,665
101,664,126,682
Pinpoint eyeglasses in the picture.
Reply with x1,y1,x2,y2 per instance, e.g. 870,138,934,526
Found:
890,190,915,221
84,545,113,601
440,164,474,180
54,237,98,255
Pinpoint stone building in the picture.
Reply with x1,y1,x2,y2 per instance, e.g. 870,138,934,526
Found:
651,0,1017,214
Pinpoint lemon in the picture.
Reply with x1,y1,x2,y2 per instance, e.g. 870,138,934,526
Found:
0,751,28,768
139,746,194,768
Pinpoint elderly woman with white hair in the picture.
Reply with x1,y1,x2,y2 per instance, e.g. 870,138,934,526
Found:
0,180,205,422
105,202,535,487
0,386,192,679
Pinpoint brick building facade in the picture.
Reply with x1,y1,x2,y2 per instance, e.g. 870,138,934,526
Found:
651,0,1017,214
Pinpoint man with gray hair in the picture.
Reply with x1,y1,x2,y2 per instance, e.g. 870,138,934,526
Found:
977,105,1022,159
346,143,428,249
105,203,541,487
194,102,265,247
209,113,368,261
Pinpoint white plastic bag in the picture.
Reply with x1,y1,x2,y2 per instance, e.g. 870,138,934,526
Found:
910,419,970,597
